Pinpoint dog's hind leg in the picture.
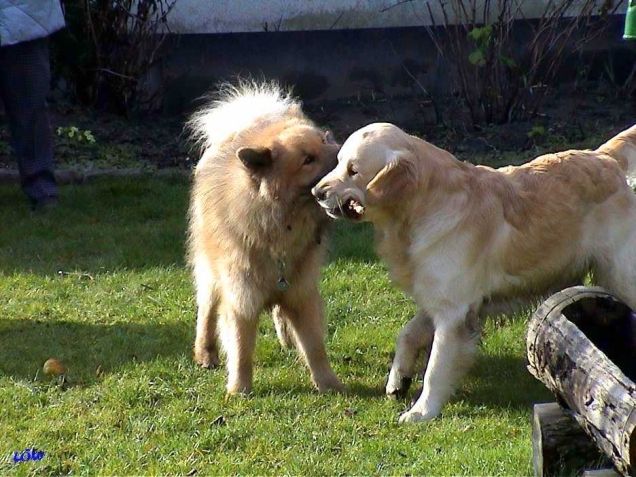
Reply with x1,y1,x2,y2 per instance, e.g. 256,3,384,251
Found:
386,312,434,399
193,260,221,369
272,305,295,349
399,305,480,423
277,287,344,393
194,296,220,369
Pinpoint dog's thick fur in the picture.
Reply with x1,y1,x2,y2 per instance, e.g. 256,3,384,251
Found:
187,82,343,395
313,122,636,422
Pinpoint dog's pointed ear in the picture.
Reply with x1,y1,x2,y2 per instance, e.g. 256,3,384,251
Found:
237,146,272,170
323,130,338,145
366,150,417,205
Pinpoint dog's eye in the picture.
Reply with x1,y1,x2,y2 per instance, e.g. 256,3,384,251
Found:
347,164,358,176
303,155,316,165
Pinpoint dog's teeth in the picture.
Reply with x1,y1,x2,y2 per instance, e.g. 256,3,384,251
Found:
345,199,364,217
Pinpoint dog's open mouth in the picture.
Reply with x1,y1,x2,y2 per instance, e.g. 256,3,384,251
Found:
342,197,365,220
319,196,365,220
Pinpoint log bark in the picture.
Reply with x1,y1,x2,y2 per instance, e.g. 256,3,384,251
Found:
582,470,622,477
527,286,636,476
533,402,610,477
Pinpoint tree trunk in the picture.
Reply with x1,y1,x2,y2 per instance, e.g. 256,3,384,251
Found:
527,286,636,476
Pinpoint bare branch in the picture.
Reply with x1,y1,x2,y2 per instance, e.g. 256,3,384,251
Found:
380,0,415,13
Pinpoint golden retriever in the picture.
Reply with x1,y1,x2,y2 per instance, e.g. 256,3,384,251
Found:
312,122,636,422
187,82,343,395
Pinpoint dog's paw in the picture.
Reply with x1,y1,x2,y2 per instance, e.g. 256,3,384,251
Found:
385,368,412,399
226,381,252,396
398,408,439,424
194,348,221,369
315,374,346,393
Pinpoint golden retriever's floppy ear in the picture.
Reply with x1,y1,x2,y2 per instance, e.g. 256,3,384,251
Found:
237,146,272,170
366,150,417,205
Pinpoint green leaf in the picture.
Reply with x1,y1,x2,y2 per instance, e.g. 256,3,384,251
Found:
468,25,492,43
527,125,546,138
469,49,486,66
500,55,517,68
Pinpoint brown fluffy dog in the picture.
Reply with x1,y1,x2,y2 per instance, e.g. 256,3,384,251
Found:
313,122,636,422
187,83,343,395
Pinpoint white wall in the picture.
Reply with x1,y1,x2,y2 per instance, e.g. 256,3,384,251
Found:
166,0,626,34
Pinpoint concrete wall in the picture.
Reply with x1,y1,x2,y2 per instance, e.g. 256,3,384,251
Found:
159,22,632,113
156,1,632,114
160,27,449,112
167,0,627,33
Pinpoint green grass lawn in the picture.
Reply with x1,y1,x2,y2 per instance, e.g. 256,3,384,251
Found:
0,177,550,476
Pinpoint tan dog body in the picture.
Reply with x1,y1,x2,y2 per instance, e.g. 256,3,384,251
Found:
313,122,636,422
188,83,343,394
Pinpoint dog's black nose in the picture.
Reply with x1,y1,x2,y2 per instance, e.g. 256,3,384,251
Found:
312,185,327,201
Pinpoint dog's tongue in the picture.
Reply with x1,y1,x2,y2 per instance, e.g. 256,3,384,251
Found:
345,198,364,220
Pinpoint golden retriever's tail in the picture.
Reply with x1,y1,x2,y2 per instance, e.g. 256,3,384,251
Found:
597,124,636,187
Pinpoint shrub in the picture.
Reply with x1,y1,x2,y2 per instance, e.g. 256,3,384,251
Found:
422,0,620,125
55,0,177,115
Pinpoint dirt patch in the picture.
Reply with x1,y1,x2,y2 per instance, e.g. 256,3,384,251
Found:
0,86,633,172
0,105,190,172
306,86,635,167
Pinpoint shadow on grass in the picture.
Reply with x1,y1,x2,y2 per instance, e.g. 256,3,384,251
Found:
0,318,192,385
0,178,378,276
346,381,386,398
250,381,384,399
404,354,551,413
460,353,551,411
0,177,189,275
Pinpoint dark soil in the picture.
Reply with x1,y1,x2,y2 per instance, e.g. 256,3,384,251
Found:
0,104,190,171
0,85,633,172
307,85,635,167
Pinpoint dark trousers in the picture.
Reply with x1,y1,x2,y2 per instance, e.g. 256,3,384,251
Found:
0,37,57,204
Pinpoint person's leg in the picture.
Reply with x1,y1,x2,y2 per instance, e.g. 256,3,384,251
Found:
0,38,57,207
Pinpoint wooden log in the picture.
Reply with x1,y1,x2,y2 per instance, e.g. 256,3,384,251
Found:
527,286,636,476
533,402,610,477
582,470,621,477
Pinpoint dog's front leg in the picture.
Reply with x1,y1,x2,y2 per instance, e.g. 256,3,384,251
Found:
386,312,434,398
219,308,259,395
399,305,479,423
277,288,344,393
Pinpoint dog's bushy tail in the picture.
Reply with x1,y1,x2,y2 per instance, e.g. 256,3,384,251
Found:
596,124,636,187
187,80,302,153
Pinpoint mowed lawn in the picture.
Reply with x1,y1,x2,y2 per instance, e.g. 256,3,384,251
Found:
0,176,550,476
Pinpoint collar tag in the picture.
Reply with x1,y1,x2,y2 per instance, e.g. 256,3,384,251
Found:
276,258,289,291
276,277,290,291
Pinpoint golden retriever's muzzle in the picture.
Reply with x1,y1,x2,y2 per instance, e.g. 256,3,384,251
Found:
311,181,365,221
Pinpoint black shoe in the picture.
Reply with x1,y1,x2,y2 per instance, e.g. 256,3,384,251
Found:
31,196,58,212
